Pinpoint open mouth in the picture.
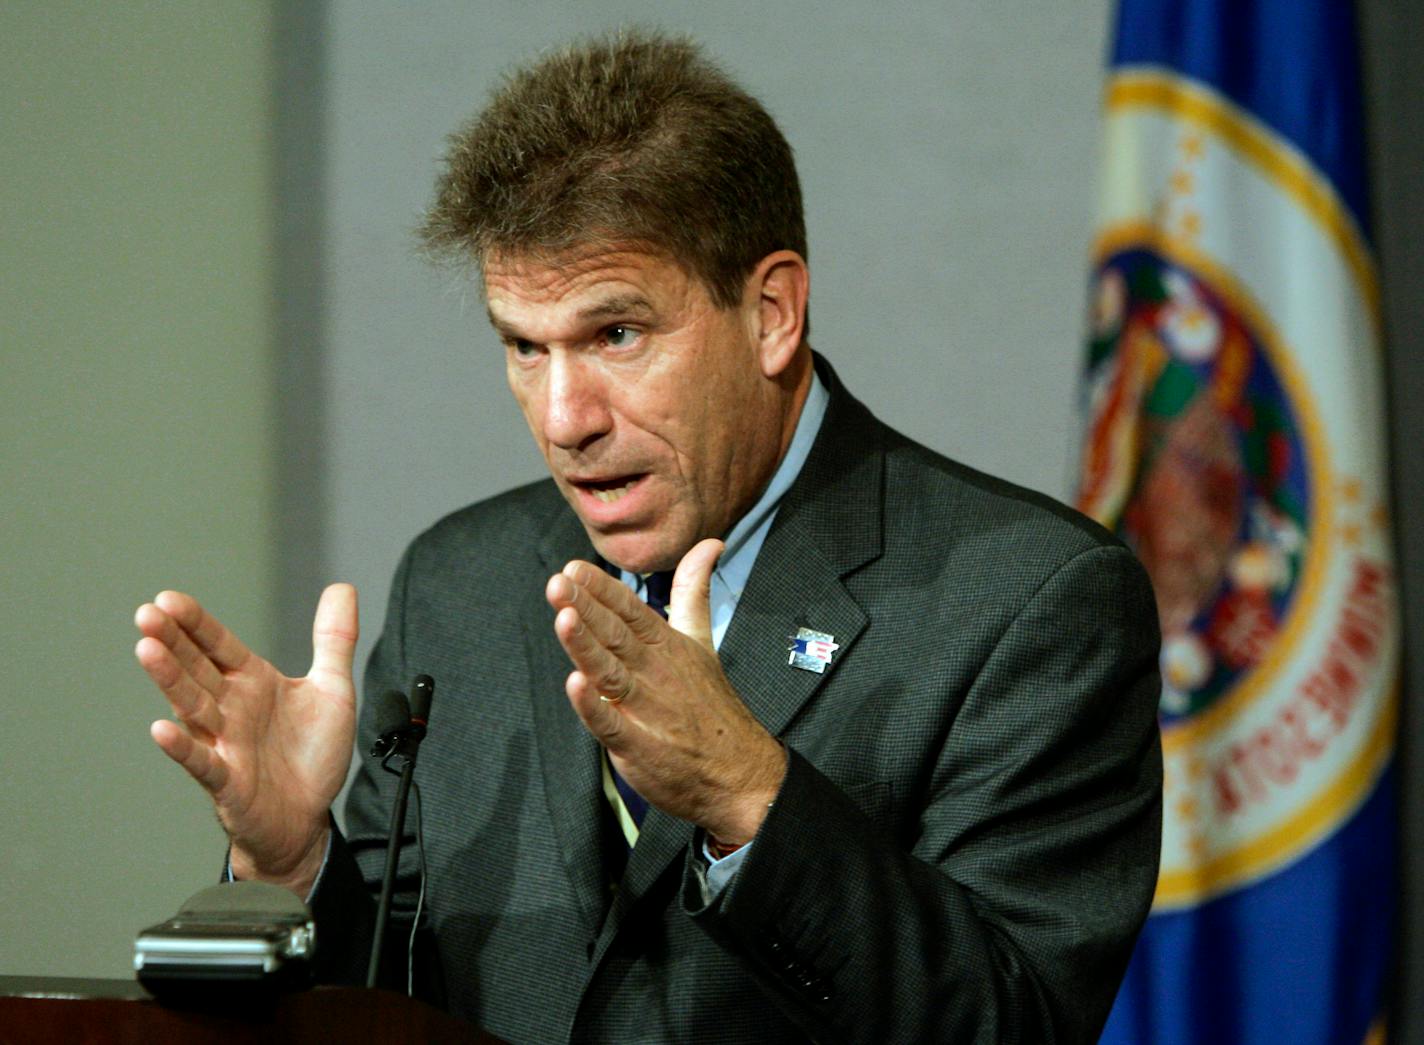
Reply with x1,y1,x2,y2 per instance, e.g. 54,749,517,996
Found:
573,474,645,504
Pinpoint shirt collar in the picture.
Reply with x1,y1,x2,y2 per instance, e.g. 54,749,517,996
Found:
712,369,829,594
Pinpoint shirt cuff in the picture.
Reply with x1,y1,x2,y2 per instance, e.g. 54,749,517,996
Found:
701,836,752,898
223,831,333,906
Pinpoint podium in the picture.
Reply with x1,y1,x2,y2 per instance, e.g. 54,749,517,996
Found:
0,976,503,1044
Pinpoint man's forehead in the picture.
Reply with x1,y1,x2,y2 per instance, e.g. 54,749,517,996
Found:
485,243,673,287
483,247,695,331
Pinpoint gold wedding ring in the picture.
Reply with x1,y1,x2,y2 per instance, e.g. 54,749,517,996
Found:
598,680,632,704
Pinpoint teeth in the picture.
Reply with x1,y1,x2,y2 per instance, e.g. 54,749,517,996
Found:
591,482,633,503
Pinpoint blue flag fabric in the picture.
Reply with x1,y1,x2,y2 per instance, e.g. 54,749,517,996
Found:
1076,2,1397,1042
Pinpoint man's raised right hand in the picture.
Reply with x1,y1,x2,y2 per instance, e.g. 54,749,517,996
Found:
134,583,359,898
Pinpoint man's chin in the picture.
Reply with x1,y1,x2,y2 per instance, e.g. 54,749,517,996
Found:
586,529,687,574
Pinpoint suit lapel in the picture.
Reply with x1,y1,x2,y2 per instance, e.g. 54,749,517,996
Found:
717,531,869,739
527,506,606,934
718,368,884,737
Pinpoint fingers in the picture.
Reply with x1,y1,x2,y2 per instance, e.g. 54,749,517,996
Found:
668,539,723,647
134,600,225,695
563,668,627,744
133,593,237,738
546,553,721,731
134,632,224,739
150,718,230,793
546,564,661,661
152,590,253,672
557,562,663,640
545,546,723,705
309,583,359,682
552,604,636,707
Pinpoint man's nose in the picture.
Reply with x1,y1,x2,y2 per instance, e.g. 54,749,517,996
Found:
542,353,613,451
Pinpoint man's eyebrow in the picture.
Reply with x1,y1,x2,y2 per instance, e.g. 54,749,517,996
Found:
485,309,521,339
485,293,657,341
576,294,656,322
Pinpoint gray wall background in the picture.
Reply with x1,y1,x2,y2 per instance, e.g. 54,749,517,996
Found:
2,3,274,980
4,0,1420,1036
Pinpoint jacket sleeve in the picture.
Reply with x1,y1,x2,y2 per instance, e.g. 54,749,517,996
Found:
684,543,1164,1044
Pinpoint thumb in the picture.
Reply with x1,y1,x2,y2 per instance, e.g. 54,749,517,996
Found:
668,538,723,648
309,582,359,682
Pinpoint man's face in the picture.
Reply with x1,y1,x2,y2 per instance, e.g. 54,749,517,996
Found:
485,248,786,573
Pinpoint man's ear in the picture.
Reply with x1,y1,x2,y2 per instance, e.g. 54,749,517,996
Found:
745,250,809,378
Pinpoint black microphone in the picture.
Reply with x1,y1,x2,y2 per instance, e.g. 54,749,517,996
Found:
408,674,433,739
370,690,412,758
366,674,435,990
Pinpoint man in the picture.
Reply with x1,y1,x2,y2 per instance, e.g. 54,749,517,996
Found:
134,31,1162,1043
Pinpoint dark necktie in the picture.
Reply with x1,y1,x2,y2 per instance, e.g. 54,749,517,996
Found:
605,570,675,842
642,569,674,618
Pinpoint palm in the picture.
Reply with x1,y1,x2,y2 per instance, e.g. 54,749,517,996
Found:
208,659,356,867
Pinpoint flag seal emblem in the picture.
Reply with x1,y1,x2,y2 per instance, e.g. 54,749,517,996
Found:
787,628,839,674
1077,70,1397,909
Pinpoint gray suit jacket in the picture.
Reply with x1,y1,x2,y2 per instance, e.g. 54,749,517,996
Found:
312,361,1163,1044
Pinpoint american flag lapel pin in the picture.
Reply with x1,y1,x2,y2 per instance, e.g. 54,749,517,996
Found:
787,627,839,674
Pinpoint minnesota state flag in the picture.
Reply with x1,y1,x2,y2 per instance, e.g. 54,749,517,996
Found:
1075,1,1398,1042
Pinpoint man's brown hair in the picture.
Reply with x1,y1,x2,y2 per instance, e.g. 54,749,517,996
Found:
420,30,807,311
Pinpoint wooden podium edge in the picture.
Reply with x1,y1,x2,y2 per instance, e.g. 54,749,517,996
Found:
0,978,502,1044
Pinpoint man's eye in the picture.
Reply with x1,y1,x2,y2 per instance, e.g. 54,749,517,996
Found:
603,325,639,348
508,338,539,358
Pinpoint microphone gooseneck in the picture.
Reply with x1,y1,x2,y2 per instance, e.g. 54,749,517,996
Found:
365,675,435,991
